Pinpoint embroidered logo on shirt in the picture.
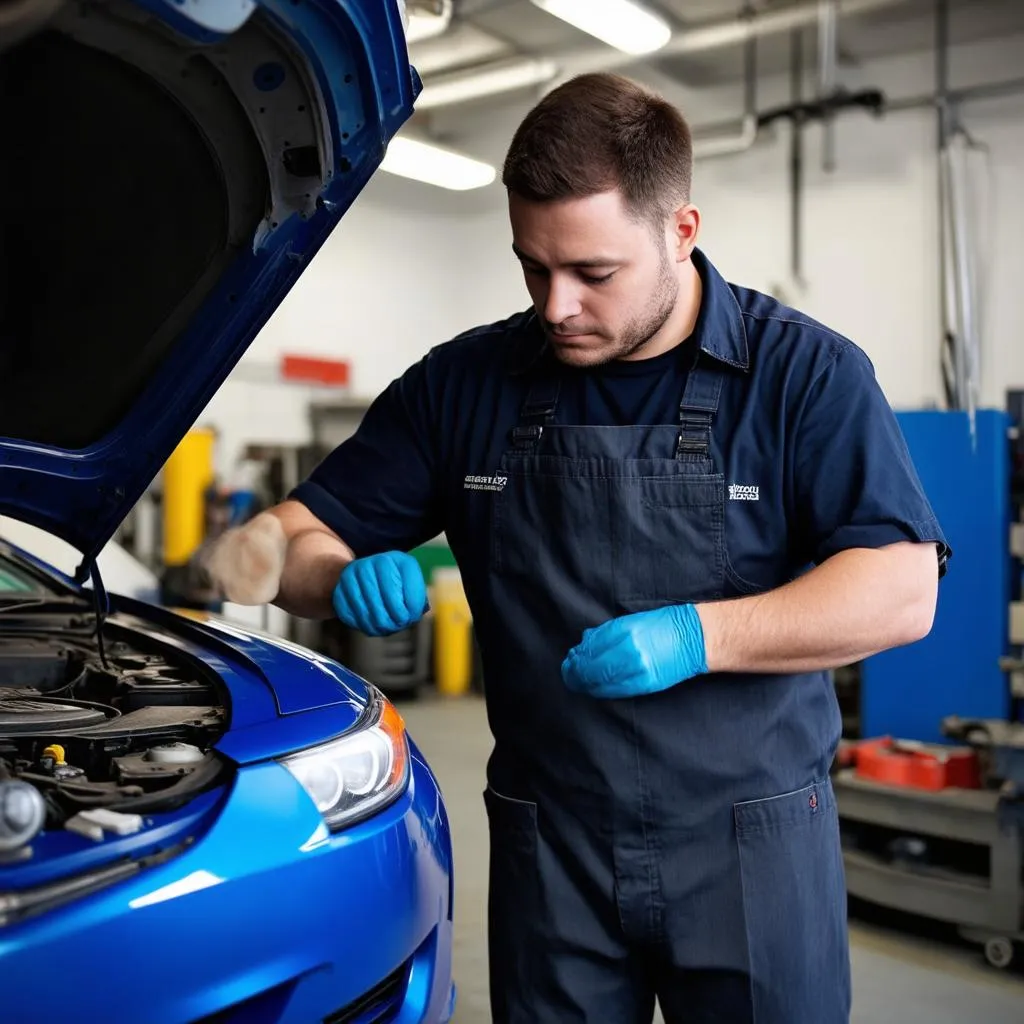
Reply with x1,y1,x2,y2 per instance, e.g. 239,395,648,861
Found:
464,473,508,493
728,484,760,501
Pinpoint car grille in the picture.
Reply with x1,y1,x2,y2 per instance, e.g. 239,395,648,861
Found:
0,840,187,928
323,961,410,1024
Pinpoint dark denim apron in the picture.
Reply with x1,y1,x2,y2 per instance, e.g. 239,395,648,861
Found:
462,346,851,1023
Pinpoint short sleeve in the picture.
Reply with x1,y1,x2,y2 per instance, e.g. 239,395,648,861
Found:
790,342,951,575
289,356,442,557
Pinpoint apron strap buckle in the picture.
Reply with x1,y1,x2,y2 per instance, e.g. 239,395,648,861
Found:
511,424,544,448
676,412,712,458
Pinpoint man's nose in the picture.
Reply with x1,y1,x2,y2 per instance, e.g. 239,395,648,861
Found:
544,275,583,326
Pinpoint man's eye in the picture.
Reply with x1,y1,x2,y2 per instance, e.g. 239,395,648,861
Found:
583,272,615,285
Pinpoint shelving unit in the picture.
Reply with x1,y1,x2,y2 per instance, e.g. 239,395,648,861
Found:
834,768,1024,967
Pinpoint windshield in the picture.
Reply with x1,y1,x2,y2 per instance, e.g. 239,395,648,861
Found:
0,558,44,595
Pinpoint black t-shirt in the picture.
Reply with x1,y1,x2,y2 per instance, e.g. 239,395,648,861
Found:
559,345,688,426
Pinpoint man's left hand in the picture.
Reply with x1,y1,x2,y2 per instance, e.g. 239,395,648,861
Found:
561,604,708,699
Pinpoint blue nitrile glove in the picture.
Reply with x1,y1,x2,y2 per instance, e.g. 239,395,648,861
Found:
332,551,429,637
561,604,708,699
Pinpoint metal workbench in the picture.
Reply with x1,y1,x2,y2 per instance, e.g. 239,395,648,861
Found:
834,765,1024,969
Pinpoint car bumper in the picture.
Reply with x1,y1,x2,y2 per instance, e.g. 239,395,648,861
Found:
0,748,455,1024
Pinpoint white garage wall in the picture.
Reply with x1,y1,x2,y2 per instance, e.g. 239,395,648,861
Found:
200,27,1024,473
199,182,471,469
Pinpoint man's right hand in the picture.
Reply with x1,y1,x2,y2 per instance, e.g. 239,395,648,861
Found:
332,551,429,637
199,511,289,605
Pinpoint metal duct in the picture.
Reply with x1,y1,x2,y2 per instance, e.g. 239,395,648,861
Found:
942,131,985,435
934,0,987,441
654,0,909,59
818,0,839,170
418,0,916,108
691,3,760,160
405,0,454,45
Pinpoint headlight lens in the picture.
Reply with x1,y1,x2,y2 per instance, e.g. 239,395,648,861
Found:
281,693,410,831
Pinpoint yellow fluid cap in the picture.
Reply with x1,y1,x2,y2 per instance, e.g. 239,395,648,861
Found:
42,744,66,765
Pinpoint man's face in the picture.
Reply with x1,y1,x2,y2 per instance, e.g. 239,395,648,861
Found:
508,189,679,367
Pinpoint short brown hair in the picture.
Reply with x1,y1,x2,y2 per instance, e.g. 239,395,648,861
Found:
502,72,693,225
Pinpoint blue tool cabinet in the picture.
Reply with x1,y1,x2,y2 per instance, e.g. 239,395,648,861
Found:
858,409,1014,743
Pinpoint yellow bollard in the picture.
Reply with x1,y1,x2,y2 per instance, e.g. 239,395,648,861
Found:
162,427,216,567
431,567,473,697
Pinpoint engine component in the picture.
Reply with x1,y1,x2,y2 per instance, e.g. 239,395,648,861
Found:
70,704,223,740
38,742,85,781
0,645,82,690
114,747,215,787
0,624,227,826
65,807,143,842
117,675,218,711
0,779,46,852
145,742,205,765
0,694,109,734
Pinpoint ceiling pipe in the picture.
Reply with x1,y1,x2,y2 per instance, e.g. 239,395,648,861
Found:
416,56,560,109
818,0,839,170
693,114,758,158
692,1,760,160
403,0,454,45
653,0,907,60
417,0,917,108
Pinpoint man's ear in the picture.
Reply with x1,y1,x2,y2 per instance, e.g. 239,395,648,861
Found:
668,203,700,262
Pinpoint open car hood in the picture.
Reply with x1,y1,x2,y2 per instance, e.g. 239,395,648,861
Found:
0,0,416,570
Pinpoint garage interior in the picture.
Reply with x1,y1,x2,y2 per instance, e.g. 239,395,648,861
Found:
3,0,1024,1021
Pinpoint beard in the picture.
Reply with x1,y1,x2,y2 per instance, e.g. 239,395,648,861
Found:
546,254,679,368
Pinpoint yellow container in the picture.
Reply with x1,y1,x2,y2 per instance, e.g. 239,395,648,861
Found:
431,567,473,697
162,427,216,567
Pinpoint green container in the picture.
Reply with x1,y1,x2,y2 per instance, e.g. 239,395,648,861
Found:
411,540,457,584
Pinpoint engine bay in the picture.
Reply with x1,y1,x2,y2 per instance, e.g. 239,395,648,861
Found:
0,620,228,845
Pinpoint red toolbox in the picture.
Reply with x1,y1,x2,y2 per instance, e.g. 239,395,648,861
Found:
838,736,981,791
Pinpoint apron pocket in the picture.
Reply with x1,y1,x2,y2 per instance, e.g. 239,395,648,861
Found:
617,474,726,607
734,779,851,1024
484,786,540,1020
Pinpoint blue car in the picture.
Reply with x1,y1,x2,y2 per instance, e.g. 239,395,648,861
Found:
0,1,456,1022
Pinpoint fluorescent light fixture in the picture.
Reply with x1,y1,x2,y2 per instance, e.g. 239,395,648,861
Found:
416,57,559,110
380,137,496,191
530,0,672,55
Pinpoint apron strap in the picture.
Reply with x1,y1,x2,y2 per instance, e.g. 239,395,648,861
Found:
511,374,560,449
508,348,724,457
676,353,724,460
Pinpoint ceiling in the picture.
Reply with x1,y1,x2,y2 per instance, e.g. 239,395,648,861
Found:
406,0,1024,107
656,0,1024,87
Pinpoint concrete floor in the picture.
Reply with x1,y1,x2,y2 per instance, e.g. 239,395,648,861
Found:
400,693,1024,1024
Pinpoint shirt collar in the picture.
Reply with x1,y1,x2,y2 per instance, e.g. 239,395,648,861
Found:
688,248,750,371
506,247,749,376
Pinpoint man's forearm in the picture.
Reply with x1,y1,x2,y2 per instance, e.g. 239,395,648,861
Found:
274,527,354,621
696,542,938,675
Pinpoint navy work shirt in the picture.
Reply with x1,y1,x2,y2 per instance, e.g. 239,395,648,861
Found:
292,249,950,589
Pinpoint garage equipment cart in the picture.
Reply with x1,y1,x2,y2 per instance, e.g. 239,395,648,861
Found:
833,722,1024,969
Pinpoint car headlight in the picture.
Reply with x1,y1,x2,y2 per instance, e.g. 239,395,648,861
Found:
281,692,410,831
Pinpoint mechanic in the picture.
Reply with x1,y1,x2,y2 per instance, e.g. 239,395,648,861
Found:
203,72,950,1024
